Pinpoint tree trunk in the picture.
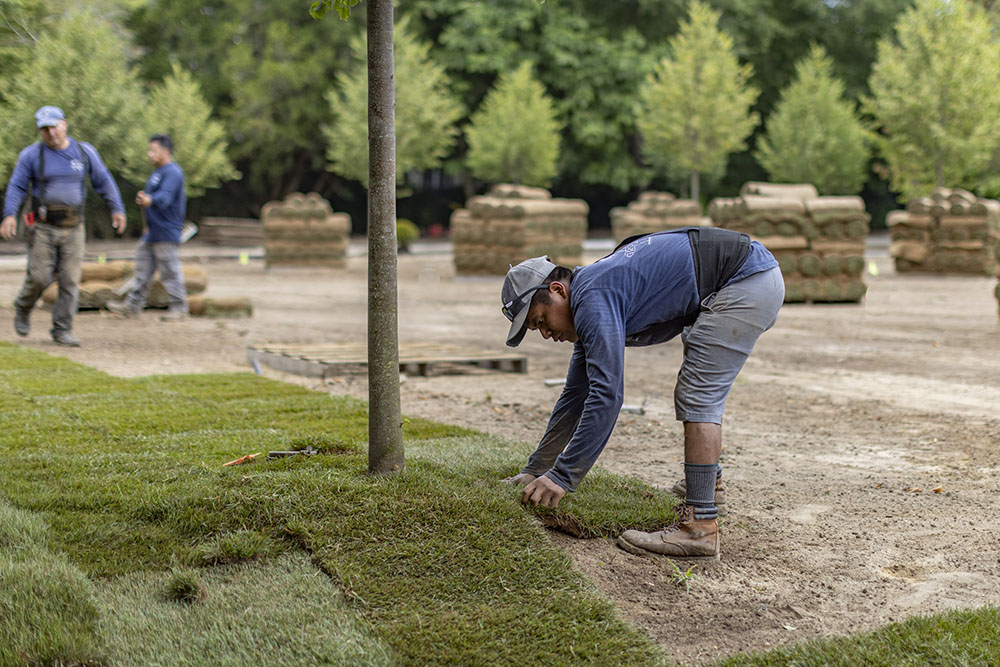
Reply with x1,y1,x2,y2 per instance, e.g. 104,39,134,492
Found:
690,171,700,204
366,0,404,476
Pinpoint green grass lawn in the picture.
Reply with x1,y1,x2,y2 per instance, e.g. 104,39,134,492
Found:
0,343,671,665
1,343,996,666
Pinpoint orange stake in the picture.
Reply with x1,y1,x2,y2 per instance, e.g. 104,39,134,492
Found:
223,452,262,467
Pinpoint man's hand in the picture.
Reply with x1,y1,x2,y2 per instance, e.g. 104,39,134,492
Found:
521,475,567,508
111,213,126,235
0,216,16,240
135,191,152,208
502,472,537,486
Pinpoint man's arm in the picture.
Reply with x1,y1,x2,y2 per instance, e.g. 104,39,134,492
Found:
519,291,628,508
1,147,36,240
541,292,626,493
81,144,124,213
520,343,589,476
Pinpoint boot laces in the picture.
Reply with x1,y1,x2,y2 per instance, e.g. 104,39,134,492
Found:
661,503,695,536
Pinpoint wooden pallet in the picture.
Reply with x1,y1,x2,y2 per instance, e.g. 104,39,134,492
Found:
247,342,528,378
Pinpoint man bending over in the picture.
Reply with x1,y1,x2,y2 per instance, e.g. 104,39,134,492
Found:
501,227,783,560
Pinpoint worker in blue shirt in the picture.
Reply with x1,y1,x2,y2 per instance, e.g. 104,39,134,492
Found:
501,227,784,560
1,105,126,346
107,134,188,321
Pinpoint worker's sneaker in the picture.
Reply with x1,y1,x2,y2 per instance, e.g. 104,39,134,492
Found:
671,477,727,516
159,310,187,322
105,300,139,317
617,504,720,560
52,331,81,347
13,309,30,337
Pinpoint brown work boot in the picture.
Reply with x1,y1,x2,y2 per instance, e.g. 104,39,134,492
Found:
671,477,727,516
617,504,720,560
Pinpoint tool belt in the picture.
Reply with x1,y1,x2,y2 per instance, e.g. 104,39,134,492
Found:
34,204,83,228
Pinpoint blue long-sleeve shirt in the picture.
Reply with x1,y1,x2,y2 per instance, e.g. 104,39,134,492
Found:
142,162,186,243
2,140,125,218
523,231,777,492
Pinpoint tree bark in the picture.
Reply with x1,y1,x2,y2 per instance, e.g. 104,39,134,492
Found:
690,171,701,204
366,0,404,476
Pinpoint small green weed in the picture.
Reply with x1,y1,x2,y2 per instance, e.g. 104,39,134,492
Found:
163,568,206,604
665,559,698,593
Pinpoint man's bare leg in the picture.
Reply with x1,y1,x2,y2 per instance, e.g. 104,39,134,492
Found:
684,421,721,464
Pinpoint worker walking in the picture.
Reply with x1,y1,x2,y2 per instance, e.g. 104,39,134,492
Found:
0,105,126,346
107,134,188,320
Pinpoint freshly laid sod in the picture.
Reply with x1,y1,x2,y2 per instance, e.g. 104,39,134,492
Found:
2,343,996,666
0,344,670,664
720,605,1000,666
94,555,395,665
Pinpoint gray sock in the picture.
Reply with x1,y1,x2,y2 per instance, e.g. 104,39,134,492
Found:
684,463,719,521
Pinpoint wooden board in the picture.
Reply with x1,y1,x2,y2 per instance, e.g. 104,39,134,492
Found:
247,342,528,378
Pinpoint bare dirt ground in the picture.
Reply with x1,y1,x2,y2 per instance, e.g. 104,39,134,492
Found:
2,236,999,665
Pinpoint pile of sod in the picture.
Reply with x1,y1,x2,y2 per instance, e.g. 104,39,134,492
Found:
0,343,673,665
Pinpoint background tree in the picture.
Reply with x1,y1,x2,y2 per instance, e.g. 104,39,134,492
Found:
0,12,144,184
124,63,238,198
465,61,561,186
405,1,667,193
635,0,759,202
324,17,463,190
865,0,1000,200
756,44,871,194
0,0,922,226
128,0,360,209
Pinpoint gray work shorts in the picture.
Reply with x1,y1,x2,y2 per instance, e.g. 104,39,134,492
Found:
674,266,784,423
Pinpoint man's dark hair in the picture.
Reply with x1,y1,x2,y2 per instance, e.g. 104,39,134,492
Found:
149,133,174,153
530,265,573,307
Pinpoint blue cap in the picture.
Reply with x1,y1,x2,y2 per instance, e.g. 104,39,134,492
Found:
34,106,65,128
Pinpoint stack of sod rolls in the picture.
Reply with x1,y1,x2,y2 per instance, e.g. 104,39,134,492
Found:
709,182,869,303
198,217,264,246
38,261,251,316
888,188,1000,275
452,184,588,275
609,192,708,242
262,192,351,268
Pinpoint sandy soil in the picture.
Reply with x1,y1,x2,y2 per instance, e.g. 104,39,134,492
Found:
2,236,999,665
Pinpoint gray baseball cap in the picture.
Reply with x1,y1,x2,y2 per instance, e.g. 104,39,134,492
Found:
34,105,65,128
501,256,556,347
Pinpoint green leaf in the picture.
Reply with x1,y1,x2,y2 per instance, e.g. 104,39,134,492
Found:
309,2,327,20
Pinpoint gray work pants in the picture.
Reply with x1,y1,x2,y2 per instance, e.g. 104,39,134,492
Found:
123,241,188,313
674,267,785,423
15,223,85,336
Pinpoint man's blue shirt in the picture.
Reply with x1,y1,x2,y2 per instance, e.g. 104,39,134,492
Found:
143,162,186,243
527,231,777,492
2,140,125,218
